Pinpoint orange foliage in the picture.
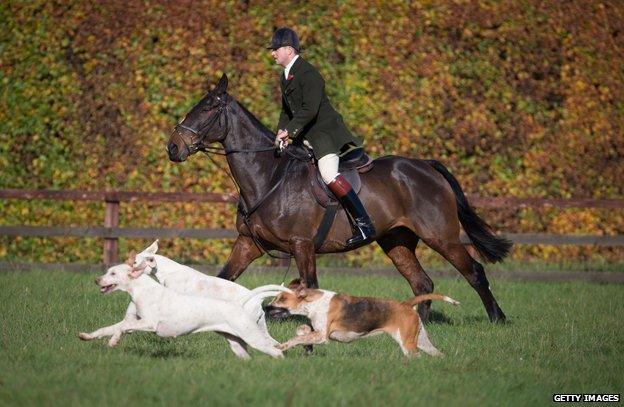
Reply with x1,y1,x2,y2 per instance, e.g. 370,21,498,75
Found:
0,0,622,264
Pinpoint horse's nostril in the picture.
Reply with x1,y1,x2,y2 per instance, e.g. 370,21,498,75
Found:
168,143,178,157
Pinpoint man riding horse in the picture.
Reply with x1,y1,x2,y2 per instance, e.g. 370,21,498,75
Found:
166,30,511,323
268,27,375,247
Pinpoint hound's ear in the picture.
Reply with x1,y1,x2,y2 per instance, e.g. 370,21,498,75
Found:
287,278,302,289
125,251,137,266
296,287,308,299
129,261,146,279
145,240,158,255
215,73,228,94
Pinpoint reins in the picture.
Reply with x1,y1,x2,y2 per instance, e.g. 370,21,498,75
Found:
200,145,276,155
200,149,293,263
186,98,301,280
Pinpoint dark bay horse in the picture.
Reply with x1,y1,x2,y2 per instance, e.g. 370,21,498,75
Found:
167,74,511,322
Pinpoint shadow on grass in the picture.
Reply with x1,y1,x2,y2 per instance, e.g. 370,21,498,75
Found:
424,310,453,325
123,337,196,359
126,346,190,359
425,310,514,325
452,314,514,326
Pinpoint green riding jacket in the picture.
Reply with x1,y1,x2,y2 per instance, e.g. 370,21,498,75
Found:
277,57,362,158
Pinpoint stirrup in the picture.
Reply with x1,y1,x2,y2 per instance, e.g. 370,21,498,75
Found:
345,219,375,246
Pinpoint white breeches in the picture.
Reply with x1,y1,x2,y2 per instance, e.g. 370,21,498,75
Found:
318,154,339,184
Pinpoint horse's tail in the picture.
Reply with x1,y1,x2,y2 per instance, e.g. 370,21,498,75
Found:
425,160,512,263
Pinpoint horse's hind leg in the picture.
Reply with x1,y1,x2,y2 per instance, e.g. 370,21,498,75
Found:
377,227,435,321
424,238,506,323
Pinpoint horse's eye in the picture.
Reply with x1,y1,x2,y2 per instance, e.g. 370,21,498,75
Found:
203,103,219,112
111,272,116,276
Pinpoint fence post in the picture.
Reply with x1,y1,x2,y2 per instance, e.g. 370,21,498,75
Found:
103,198,120,265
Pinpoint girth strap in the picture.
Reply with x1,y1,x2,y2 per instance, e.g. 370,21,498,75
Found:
313,203,339,252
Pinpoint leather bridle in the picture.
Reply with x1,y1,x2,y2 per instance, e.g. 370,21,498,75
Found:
173,95,232,155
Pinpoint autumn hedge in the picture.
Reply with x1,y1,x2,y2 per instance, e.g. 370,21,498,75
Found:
1,1,622,265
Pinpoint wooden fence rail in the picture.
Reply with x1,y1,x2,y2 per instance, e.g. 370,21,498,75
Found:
2,189,623,207
1,189,622,264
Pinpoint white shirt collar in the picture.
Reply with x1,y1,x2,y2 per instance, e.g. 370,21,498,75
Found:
284,55,299,80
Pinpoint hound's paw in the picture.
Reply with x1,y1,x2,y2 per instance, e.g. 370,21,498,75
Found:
107,337,120,348
78,332,93,341
296,325,312,336
275,343,289,351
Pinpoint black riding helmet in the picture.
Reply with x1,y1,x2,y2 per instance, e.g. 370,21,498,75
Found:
267,27,300,52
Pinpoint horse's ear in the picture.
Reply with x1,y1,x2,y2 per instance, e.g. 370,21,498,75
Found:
215,73,228,94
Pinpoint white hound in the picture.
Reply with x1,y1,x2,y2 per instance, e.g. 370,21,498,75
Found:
81,240,272,347
79,262,289,359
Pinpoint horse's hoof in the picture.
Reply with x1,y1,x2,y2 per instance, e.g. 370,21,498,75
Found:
490,313,507,324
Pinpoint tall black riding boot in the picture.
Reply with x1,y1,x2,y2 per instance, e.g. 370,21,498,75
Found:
327,174,376,246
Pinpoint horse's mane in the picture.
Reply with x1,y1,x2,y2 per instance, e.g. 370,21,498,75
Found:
234,99,275,138
233,96,312,161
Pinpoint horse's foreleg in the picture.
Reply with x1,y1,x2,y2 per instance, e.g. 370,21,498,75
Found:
377,228,434,321
424,238,506,323
290,238,318,288
217,234,263,281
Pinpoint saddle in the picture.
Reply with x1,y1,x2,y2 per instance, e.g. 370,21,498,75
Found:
310,147,374,208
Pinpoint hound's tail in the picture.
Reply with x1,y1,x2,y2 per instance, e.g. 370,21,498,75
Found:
403,293,460,309
240,284,292,309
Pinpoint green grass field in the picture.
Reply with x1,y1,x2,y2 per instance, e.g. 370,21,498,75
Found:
1,270,622,406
